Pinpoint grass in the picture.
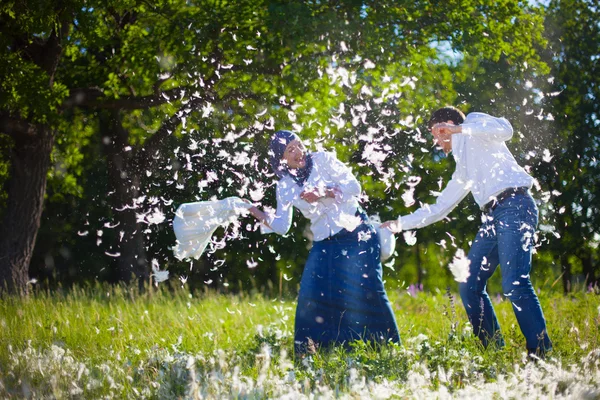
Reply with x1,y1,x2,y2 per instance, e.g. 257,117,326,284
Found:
0,283,599,398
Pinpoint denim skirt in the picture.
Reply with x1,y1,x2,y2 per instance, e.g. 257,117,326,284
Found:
294,220,400,355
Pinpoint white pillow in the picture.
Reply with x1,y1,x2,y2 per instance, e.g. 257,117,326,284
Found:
369,219,396,262
172,197,251,260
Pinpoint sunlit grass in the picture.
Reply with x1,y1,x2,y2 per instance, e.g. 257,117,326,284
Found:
0,284,599,398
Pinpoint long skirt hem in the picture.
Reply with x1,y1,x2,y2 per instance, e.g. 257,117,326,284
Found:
294,221,400,356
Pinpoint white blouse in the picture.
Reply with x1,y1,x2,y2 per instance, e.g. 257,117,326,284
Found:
262,151,362,241
398,112,534,231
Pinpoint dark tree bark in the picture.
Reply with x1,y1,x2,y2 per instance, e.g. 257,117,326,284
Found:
100,111,148,286
0,129,56,295
98,96,208,287
0,11,71,295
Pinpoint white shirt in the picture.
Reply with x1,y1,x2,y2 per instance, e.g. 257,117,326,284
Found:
398,112,534,231
263,151,362,241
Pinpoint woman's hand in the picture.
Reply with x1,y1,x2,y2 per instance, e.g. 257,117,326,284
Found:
300,186,340,203
325,186,342,200
300,189,322,203
243,201,272,228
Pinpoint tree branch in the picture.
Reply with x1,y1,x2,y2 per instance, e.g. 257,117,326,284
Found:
136,95,209,169
0,113,39,139
63,86,188,110
220,91,271,104
41,9,74,85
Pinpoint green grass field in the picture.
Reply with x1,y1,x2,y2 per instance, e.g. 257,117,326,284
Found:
1,284,599,398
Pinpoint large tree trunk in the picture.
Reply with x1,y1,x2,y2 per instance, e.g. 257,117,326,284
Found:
0,11,71,295
0,129,55,295
101,111,148,286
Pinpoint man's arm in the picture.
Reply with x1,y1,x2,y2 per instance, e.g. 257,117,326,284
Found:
459,113,513,142
433,114,513,143
382,173,470,232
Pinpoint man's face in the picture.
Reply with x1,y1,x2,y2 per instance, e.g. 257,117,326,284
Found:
430,120,454,154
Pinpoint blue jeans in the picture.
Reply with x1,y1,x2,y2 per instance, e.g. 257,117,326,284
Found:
458,192,552,353
294,221,400,355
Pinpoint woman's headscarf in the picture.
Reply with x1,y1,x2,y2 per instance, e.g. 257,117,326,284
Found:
268,130,313,186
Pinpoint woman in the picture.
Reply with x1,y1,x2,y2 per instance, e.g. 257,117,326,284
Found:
247,130,400,356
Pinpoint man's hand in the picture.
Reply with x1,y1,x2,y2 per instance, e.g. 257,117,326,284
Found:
432,122,461,136
380,219,402,233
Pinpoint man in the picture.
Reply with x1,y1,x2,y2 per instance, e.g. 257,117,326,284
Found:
382,106,552,357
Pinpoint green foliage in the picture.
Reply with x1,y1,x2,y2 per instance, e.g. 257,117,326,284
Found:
47,110,96,202
0,53,68,125
533,0,600,286
0,0,78,124
5,0,593,292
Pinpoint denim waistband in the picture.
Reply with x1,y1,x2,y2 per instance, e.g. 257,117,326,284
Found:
323,207,370,241
482,187,529,213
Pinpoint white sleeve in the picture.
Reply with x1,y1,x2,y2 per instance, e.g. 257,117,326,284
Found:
460,114,513,142
261,183,293,235
324,152,361,202
398,172,470,231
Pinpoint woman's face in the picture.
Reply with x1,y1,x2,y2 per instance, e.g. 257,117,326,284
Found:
281,140,307,170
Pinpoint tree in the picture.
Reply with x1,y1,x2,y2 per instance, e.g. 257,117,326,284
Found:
2,0,286,292
2,0,550,294
0,0,81,294
534,0,600,291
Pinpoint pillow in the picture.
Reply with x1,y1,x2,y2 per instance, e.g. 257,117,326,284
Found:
370,219,396,262
172,197,251,260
